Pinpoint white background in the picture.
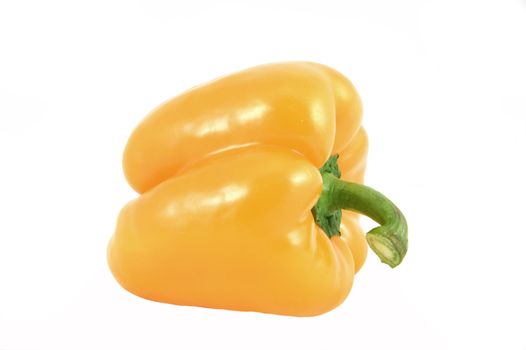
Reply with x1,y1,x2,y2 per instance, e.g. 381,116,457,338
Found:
1,0,525,349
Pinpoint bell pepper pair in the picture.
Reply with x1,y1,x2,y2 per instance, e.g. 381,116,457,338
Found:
107,62,408,316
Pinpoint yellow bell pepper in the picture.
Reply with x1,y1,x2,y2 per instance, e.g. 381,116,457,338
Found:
107,62,408,316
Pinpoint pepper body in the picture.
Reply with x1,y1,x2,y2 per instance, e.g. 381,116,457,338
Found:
108,62,370,316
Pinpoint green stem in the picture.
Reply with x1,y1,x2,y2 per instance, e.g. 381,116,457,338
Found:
312,155,408,268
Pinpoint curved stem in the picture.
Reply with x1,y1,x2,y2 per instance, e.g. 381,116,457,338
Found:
312,155,408,267
330,174,408,267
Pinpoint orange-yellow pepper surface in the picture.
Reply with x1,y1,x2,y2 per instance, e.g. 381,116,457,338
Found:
108,62,402,317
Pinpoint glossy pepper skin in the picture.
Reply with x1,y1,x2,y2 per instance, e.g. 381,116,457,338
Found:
108,62,406,316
